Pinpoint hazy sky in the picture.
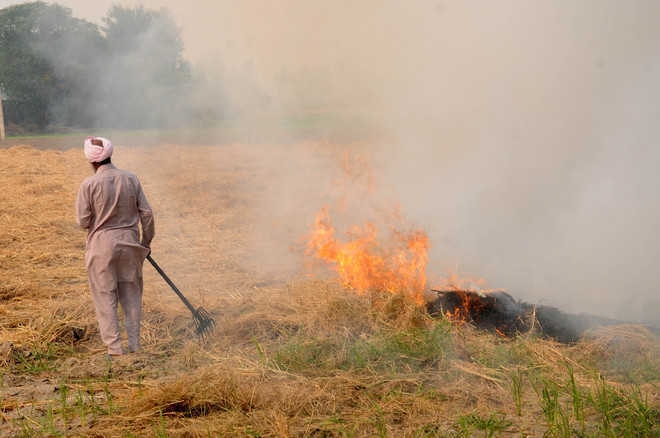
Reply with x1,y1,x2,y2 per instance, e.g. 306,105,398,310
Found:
2,1,659,323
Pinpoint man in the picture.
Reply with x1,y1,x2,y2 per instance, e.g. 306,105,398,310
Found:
76,136,154,357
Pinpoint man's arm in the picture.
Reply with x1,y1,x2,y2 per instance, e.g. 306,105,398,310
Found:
136,182,155,247
75,182,92,229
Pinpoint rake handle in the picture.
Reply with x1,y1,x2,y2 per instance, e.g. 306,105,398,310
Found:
146,254,197,315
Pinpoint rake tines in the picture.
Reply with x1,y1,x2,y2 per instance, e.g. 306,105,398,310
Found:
147,255,216,338
192,306,216,338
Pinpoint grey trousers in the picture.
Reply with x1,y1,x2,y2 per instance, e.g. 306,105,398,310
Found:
91,280,142,355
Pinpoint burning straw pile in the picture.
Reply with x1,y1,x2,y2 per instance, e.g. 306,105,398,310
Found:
304,151,633,344
426,289,627,343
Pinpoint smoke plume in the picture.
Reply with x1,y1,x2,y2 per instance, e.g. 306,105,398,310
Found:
15,0,659,323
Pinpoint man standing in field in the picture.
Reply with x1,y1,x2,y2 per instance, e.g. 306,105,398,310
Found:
76,137,155,357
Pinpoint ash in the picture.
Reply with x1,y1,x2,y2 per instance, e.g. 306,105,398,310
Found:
426,290,623,343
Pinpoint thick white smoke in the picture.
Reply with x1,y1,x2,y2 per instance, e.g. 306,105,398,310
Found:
7,0,658,323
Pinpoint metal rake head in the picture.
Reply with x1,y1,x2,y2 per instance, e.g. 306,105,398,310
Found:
192,306,216,338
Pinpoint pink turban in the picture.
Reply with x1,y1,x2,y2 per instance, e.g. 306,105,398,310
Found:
83,136,113,163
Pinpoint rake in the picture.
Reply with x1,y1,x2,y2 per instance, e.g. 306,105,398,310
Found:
147,254,216,337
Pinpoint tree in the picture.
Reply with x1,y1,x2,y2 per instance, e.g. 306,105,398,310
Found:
34,3,105,127
96,5,191,128
0,2,55,130
0,2,103,130
0,2,191,132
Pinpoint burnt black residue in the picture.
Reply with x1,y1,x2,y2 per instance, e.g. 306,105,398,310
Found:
426,290,621,343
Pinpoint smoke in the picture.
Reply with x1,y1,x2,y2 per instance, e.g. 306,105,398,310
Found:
371,2,660,324
214,0,659,324
11,0,658,323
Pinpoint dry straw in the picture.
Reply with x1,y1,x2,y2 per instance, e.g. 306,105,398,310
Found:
0,143,657,437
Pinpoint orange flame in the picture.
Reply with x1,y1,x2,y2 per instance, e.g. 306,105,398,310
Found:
307,206,429,303
433,271,489,292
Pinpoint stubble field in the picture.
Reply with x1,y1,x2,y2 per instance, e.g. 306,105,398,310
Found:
0,136,657,437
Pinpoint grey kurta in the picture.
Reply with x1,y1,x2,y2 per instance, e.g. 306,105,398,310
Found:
76,163,154,355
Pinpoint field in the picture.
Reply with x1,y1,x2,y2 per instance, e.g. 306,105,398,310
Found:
0,134,658,437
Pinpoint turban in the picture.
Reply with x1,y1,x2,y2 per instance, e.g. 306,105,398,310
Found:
83,136,113,163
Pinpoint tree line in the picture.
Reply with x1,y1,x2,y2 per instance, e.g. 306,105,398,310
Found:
0,2,193,133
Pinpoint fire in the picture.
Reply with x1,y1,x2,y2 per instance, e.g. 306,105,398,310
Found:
305,151,430,303
441,289,481,323
307,206,429,303
433,271,489,292
444,307,465,324
430,270,506,322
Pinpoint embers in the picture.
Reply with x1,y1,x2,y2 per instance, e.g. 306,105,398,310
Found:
428,289,533,338
426,290,618,343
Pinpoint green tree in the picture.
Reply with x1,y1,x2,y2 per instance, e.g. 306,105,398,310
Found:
0,2,191,132
0,2,103,131
97,5,191,128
